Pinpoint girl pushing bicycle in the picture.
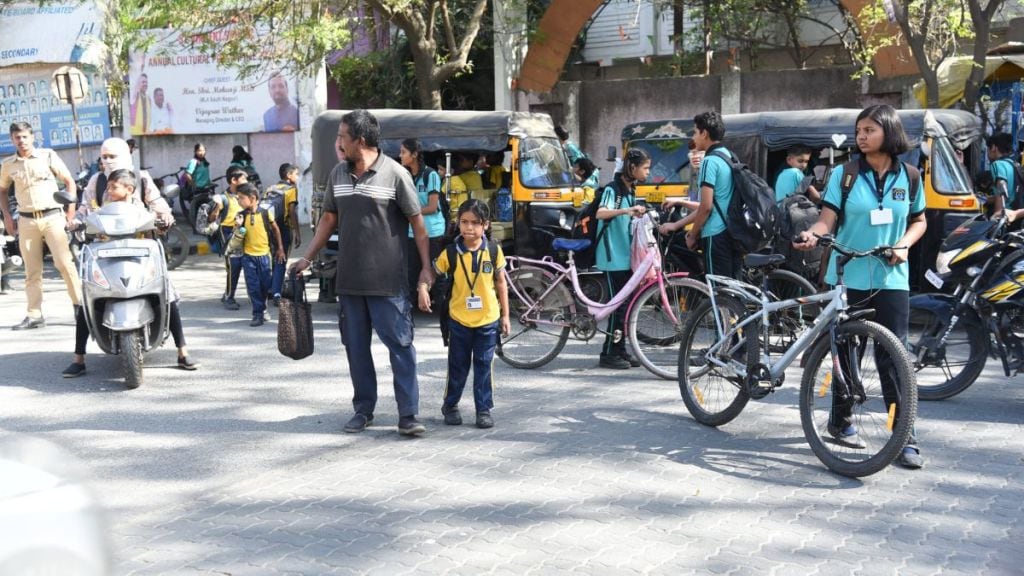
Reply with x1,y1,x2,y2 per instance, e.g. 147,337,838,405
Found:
595,148,650,369
795,104,927,470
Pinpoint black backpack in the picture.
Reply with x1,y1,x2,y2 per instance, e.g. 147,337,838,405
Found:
438,241,500,347
777,191,822,278
708,149,780,253
570,179,626,269
261,182,291,223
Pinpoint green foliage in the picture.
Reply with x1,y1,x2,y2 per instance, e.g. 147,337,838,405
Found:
328,47,417,109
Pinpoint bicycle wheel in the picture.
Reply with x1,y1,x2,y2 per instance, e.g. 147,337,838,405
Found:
627,276,709,379
678,296,754,426
799,320,917,477
760,269,819,353
161,225,190,270
498,266,572,369
908,307,988,400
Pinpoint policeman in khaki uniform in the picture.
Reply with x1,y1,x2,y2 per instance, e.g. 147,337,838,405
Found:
0,121,81,330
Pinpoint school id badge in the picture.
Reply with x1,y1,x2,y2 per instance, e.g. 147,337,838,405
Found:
870,208,894,226
466,296,483,310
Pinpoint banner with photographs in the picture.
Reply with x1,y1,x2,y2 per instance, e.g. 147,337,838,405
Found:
0,65,111,155
128,30,300,136
0,2,104,67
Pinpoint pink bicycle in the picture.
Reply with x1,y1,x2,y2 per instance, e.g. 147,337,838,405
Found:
498,210,708,379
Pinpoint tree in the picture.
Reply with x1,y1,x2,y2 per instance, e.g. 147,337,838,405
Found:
861,0,972,108
99,0,495,111
962,0,1007,113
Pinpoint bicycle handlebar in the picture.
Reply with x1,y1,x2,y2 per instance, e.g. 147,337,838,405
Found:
813,233,901,260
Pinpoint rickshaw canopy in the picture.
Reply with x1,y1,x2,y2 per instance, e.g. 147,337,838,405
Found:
913,52,1024,109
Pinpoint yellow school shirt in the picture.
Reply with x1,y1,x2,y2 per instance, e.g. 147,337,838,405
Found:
240,208,275,256
283,185,297,223
435,240,505,328
449,171,484,219
219,193,242,226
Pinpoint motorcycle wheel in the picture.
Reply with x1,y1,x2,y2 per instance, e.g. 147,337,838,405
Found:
161,225,190,270
121,330,144,389
908,307,988,400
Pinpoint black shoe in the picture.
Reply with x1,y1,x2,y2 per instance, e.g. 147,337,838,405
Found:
343,413,373,433
619,352,641,368
826,422,866,449
61,362,86,378
442,407,463,426
272,294,281,307
398,415,426,436
599,354,630,369
12,316,45,330
897,441,924,469
177,356,200,370
476,411,494,429
224,298,240,311
249,316,264,327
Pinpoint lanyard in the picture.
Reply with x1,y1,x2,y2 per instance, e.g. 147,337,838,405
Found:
460,248,483,297
858,164,900,209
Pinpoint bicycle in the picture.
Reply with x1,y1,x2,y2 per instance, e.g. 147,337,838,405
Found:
157,223,190,270
677,234,918,477
499,209,708,379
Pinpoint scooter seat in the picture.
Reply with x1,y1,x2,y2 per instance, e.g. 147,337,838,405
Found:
552,238,591,252
744,253,786,268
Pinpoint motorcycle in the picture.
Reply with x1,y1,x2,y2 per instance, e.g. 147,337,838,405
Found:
909,214,1024,400
189,175,226,236
55,191,171,389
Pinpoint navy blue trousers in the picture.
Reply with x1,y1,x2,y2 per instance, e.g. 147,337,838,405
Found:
444,320,499,413
270,226,291,298
337,294,419,417
241,254,272,316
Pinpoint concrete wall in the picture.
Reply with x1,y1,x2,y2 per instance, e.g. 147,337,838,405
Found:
739,67,861,112
574,75,720,179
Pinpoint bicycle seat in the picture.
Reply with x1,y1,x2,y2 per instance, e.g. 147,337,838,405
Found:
744,253,786,268
552,238,591,252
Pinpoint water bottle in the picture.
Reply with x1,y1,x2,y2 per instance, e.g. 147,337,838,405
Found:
496,187,512,222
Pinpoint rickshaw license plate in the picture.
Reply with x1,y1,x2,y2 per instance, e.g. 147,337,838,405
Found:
925,269,944,289
646,190,665,203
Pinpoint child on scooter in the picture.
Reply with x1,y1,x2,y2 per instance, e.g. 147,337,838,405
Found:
62,169,199,378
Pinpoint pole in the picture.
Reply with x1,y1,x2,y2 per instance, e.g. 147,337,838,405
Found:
63,73,85,171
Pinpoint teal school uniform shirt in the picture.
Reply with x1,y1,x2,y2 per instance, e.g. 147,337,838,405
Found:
408,167,445,238
821,160,925,291
774,166,804,203
595,184,633,271
991,158,1018,205
699,145,735,238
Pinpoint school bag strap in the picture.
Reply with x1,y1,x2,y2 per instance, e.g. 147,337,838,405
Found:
836,160,920,229
707,149,733,227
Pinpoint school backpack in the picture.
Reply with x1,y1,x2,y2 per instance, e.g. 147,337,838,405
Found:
570,179,626,269
261,182,291,222
708,149,780,253
438,241,500,347
776,191,822,278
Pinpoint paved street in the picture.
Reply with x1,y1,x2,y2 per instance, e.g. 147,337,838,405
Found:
1,251,1022,575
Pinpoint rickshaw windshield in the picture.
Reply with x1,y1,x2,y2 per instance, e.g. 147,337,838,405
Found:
519,137,574,188
630,139,690,185
929,137,972,195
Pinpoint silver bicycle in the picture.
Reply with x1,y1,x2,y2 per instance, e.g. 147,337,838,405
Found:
677,235,918,477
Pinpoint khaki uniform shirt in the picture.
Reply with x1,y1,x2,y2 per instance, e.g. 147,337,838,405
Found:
0,148,71,212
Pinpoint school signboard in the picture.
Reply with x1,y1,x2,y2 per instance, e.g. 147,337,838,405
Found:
128,30,301,136
0,1,104,67
0,65,111,155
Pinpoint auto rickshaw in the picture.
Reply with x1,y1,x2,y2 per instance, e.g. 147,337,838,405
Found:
619,108,983,291
309,109,582,297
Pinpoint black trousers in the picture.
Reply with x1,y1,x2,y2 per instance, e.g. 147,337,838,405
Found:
702,231,742,280
602,270,630,357
831,288,910,430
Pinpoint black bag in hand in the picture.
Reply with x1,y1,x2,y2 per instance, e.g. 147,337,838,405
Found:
278,274,314,360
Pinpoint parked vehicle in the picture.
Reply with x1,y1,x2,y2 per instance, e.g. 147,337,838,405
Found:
310,109,582,297
619,108,984,291
909,214,1024,400
55,192,171,389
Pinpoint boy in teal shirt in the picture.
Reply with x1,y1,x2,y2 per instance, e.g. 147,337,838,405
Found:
774,145,819,203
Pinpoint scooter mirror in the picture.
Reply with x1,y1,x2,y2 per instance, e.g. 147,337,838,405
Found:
162,183,181,200
53,190,76,206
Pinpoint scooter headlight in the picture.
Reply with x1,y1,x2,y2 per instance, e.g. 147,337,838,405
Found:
89,264,110,289
140,254,158,287
935,249,960,275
